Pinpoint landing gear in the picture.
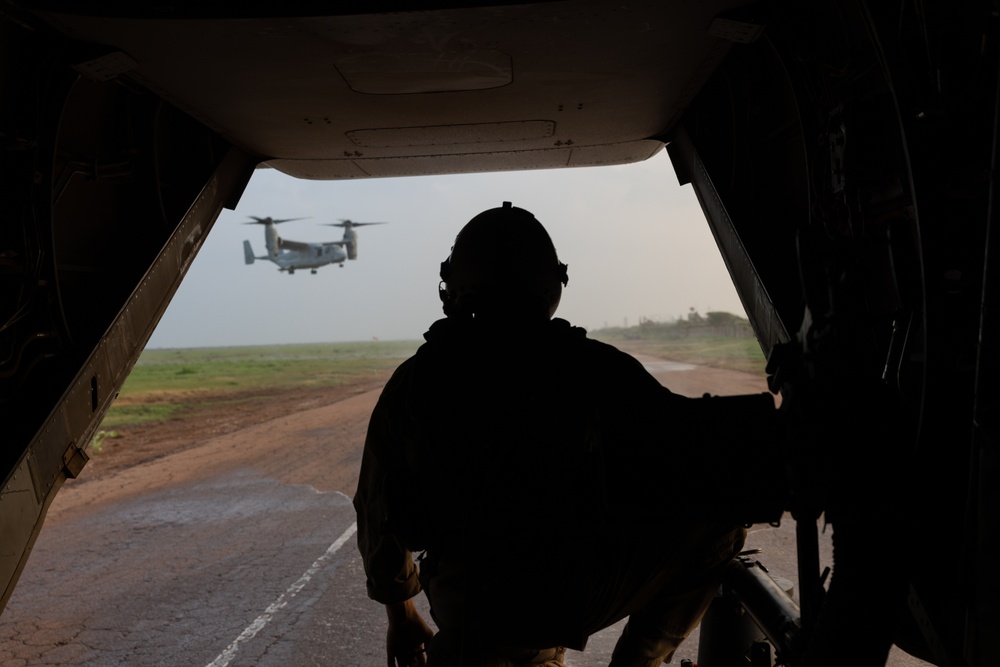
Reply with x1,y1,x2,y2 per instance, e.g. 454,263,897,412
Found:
310,268,317,274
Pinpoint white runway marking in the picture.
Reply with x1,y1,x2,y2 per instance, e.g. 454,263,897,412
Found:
205,522,358,667
641,360,696,372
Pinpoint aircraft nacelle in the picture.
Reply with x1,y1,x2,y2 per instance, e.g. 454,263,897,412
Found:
330,220,384,261
264,224,280,258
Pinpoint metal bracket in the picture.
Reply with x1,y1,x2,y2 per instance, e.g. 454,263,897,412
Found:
61,441,89,480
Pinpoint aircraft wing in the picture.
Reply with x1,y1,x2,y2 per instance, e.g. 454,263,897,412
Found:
279,238,346,251
277,238,313,252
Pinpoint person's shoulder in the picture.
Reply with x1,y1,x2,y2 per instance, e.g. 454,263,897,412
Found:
377,353,419,396
400,318,472,381
376,322,450,391
417,316,479,349
421,317,455,342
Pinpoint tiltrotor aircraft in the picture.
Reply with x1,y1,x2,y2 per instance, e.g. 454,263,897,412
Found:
242,216,385,274
0,2,996,666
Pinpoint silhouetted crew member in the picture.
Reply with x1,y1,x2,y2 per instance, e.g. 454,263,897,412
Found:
354,203,778,667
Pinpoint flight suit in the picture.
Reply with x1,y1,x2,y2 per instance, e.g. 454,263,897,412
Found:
354,316,751,666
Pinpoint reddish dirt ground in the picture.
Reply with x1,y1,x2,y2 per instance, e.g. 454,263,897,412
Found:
84,344,774,484
3,350,927,667
82,373,395,483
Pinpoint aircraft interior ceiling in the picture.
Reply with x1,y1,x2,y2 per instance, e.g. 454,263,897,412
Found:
32,1,752,178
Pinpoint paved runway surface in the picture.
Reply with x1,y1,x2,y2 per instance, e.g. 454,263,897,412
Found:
0,355,928,666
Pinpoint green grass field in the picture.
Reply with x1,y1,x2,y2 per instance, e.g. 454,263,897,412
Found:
101,334,765,433
122,340,421,394
100,340,422,430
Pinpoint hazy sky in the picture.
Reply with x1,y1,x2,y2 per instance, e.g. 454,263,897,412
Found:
146,149,747,348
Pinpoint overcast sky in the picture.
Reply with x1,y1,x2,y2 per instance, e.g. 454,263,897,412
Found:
146,149,747,349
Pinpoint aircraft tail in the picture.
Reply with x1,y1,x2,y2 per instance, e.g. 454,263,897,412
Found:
243,240,255,265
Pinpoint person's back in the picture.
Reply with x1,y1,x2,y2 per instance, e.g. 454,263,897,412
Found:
354,202,765,667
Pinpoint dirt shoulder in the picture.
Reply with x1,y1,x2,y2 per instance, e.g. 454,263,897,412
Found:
82,339,771,482
83,372,396,482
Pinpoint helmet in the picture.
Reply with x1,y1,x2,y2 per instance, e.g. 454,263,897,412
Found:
439,202,569,319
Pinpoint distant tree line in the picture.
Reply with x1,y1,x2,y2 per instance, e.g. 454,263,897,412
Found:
596,309,753,340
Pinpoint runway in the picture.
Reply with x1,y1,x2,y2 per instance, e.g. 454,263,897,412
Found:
0,354,925,666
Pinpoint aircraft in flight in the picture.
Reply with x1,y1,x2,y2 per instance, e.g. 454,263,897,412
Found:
242,216,386,274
